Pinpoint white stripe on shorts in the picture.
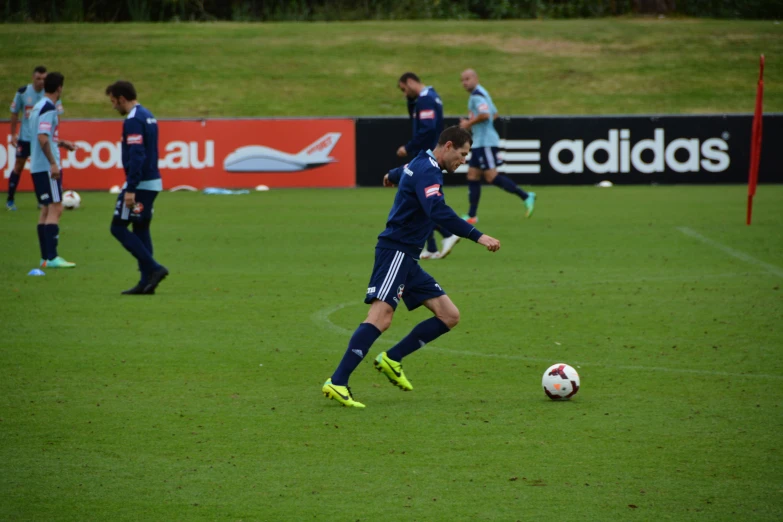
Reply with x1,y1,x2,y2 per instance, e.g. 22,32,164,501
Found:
121,203,130,220
485,146,495,170
50,178,61,203
378,251,404,301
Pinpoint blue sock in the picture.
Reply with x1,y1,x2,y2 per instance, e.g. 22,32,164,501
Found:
492,175,528,200
7,172,20,202
435,224,453,239
426,233,437,253
331,323,382,385
132,222,153,285
36,224,46,260
386,317,450,362
468,180,481,217
111,224,160,274
43,224,58,260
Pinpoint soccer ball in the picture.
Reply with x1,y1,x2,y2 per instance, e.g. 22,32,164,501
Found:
542,363,580,400
62,190,81,210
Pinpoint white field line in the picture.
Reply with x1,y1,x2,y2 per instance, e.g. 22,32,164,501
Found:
312,274,783,381
677,227,783,279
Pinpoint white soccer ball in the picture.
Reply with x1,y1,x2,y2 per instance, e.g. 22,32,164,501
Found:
542,363,580,400
62,190,81,209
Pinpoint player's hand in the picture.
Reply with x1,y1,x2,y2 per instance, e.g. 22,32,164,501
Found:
459,118,471,129
396,146,407,158
10,135,18,148
383,174,396,187
477,234,501,252
124,191,136,208
59,140,78,152
50,164,61,179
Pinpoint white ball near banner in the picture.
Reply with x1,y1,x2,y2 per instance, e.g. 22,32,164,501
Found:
109,185,122,194
255,185,270,192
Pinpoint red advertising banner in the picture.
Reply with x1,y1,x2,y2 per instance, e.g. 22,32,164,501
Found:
1,118,356,190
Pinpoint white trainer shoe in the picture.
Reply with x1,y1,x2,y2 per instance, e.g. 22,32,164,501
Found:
420,249,438,260
437,235,461,259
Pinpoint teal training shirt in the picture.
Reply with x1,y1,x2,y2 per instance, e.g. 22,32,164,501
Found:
467,84,499,148
29,98,60,173
10,84,63,142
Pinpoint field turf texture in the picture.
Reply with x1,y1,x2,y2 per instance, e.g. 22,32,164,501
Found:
0,19,780,118
1,185,782,520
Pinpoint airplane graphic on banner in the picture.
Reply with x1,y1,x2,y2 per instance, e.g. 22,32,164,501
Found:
223,133,341,173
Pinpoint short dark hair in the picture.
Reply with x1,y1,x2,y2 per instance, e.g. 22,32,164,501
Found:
44,72,64,93
438,126,473,149
398,72,420,84
33,66,47,75
105,81,137,101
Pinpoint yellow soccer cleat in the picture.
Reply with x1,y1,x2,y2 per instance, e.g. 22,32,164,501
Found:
322,379,365,408
374,352,413,391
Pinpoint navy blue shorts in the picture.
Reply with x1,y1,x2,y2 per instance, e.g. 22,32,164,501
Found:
16,140,31,159
469,146,503,170
31,171,63,205
112,188,158,225
364,247,447,311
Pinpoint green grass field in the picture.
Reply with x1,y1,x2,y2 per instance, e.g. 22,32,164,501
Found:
1,185,782,520
1,19,780,118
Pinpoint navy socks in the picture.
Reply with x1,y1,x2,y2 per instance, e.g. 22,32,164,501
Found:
7,172,20,202
43,224,59,260
386,317,450,362
37,224,46,260
492,175,528,200
468,180,481,217
426,233,438,253
331,323,382,385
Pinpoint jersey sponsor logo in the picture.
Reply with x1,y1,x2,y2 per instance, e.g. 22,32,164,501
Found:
477,103,490,113
419,109,435,120
38,121,51,132
25,105,34,119
223,132,341,173
127,134,143,145
132,202,144,214
424,183,441,198
367,286,376,295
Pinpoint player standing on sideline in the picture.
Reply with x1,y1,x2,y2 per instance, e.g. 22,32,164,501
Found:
396,72,460,260
29,72,77,268
459,69,535,222
322,127,501,408
7,66,63,211
105,81,168,295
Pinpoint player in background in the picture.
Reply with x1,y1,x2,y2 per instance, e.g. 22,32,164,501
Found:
106,81,168,295
323,127,501,408
459,69,536,222
7,66,63,211
29,72,77,268
396,72,460,260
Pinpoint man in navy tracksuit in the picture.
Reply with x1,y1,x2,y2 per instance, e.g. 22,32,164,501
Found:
105,80,168,295
323,126,502,408
395,72,459,259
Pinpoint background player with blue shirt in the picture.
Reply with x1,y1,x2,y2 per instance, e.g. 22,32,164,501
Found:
7,66,63,211
106,81,169,295
323,126,501,408
29,72,78,268
396,71,460,260
459,69,536,222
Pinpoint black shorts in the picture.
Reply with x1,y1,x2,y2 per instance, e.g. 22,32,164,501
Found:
364,247,447,311
469,146,504,170
31,171,63,205
16,140,31,159
112,188,158,224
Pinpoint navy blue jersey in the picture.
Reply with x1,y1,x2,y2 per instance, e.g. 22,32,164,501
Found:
378,150,483,258
122,104,161,192
405,87,444,157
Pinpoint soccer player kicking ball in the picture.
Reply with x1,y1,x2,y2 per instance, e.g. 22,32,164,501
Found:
106,81,168,295
459,69,536,222
323,127,501,408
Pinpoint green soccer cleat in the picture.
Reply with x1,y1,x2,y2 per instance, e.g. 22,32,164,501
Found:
461,214,479,225
374,352,413,391
45,256,76,268
39,259,45,268
525,192,536,218
322,379,365,408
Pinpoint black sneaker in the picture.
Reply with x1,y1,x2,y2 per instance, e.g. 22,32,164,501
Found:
121,283,151,295
143,266,169,294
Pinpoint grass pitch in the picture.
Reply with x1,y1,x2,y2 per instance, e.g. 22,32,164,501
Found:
1,19,780,118
1,185,782,520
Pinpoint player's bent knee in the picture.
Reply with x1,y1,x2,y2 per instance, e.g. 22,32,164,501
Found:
440,308,460,329
366,300,394,332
